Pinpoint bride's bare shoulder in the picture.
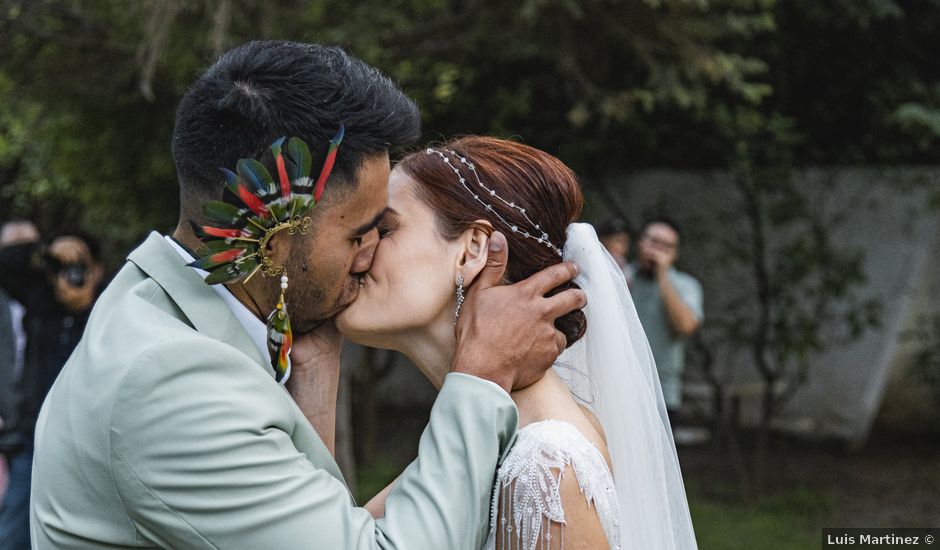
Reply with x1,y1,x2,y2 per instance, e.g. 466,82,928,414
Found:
576,404,613,470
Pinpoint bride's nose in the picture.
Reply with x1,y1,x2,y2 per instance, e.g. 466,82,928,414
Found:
350,228,379,275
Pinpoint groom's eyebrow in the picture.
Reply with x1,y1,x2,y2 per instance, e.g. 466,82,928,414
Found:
352,207,390,236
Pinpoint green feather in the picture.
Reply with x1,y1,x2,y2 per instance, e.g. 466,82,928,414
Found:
288,138,312,181
204,267,237,285
268,201,290,223
238,158,277,197
203,257,259,285
204,201,246,227
194,240,249,254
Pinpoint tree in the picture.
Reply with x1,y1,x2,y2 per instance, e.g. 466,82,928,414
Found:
711,107,882,477
0,0,781,258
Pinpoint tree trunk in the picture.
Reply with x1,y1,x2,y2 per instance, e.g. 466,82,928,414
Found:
754,377,776,490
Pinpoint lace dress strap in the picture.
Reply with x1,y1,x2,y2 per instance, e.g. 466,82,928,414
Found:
485,419,622,550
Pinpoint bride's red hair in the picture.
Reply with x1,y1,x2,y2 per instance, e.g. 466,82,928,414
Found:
397,136,586,347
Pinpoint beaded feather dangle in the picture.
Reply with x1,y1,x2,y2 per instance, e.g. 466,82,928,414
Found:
266,275,292,382
188,126,344,381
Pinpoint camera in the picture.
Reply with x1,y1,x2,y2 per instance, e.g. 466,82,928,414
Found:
61,263,87,287
44,254,88,287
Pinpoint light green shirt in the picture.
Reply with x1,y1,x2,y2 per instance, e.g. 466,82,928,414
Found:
629,264,703,410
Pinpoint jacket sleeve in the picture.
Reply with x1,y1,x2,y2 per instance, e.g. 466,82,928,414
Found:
109,338,517,550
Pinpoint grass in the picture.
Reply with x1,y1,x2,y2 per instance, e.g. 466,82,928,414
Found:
688,483,831,550
356,456,834,550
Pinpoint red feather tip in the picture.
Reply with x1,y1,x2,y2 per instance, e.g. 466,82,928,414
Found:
237,184,269,218
313,125,344,203
275,152,291,199
209,248,246,263
200,226,243,239
313,147,338,203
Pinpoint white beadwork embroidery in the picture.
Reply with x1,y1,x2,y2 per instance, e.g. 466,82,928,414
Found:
484,419,622,550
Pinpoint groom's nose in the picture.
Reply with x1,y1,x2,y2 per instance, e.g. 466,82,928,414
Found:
350,228,379,275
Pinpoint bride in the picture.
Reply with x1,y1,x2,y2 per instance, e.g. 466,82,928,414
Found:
336,136,698,550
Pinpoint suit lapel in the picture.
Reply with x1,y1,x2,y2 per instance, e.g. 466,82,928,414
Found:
127,232,271,376
127,233,350,492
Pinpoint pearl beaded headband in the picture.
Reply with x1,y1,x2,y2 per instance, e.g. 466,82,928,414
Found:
425,147,563,257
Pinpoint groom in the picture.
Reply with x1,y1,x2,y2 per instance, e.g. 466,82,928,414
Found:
30,41,584,549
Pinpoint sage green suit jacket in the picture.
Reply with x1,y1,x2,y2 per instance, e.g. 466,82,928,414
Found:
30,233,518,549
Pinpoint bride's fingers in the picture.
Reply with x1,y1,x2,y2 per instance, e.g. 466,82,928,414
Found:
524,261,580,297
544,287,587,319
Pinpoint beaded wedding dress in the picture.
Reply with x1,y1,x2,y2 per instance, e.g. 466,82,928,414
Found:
483,224,698,550
483,419,621,550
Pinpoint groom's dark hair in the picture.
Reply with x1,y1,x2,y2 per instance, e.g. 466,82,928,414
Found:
172,40,420,214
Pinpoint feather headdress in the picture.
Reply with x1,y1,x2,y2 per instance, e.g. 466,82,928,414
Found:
187,127,344,383
188,125,345,285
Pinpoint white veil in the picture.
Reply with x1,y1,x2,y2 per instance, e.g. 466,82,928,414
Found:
555,223,698,549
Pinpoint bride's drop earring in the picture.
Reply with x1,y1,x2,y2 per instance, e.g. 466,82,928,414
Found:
265,274,293,382
454,275,465,325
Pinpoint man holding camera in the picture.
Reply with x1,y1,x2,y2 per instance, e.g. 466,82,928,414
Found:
0,228,104,549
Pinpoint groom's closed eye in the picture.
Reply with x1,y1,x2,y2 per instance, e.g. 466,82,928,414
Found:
351,208,391,245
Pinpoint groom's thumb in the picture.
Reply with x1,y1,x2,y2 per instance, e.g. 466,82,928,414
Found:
475,231,508,291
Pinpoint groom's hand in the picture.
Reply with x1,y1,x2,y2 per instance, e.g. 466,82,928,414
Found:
452,231,586,393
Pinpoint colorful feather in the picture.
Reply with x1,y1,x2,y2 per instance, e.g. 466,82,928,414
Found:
236,184,270,218
237,158,276,196
313,123,345,202
187,247,247,271
190,130,343,381
191,224,246,240
220,167,239,186
266,303,292,382
204,201,248,228
204,258,260,285
271,137,291,199
287,137,312,183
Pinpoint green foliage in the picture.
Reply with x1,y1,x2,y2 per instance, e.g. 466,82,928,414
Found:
0,0,936,264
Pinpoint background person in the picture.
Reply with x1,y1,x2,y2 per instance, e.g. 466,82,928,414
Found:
0,229,104,549
630,218,703,425
0,220,40,504
596,217,634,283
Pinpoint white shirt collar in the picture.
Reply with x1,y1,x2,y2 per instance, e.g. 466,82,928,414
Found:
164,235,290,384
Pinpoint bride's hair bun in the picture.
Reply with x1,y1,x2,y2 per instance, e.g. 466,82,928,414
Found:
398,136,586,348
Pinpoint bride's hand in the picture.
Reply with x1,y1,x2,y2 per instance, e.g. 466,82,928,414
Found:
287,319,344,454
451,231,585,393
290,317,344,370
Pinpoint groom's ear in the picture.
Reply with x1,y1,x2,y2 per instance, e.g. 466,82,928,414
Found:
265,230,293,273
458,221,493,286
